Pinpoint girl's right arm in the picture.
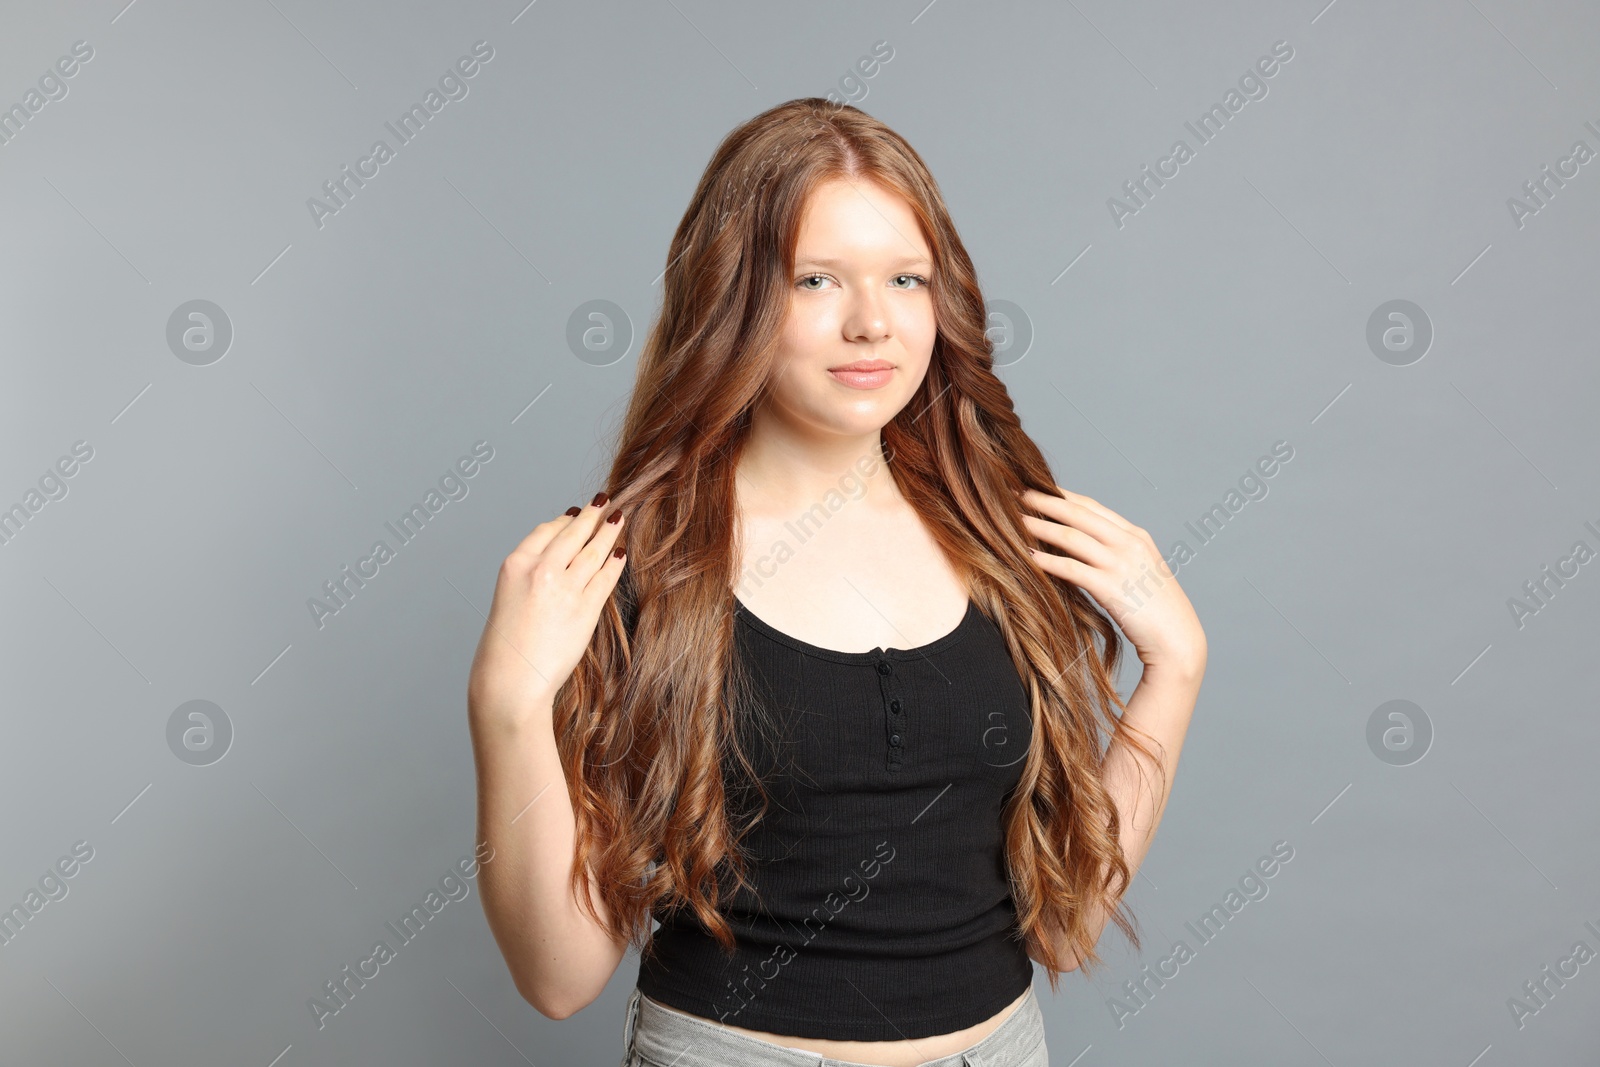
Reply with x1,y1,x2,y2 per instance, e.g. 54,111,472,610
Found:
467,493,632,1018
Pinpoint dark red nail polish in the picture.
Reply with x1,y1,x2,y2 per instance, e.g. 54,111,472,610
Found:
613,546,626,558
591,491,609,507
606,509,623,524
565,506,582,517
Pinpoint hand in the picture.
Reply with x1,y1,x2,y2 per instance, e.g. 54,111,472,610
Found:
1018,486,1206,680
467,493,629,725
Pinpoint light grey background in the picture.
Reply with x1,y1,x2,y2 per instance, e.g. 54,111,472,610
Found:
3,0,1598,1063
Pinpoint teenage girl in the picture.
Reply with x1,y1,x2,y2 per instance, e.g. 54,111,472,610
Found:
467,99,1206,1067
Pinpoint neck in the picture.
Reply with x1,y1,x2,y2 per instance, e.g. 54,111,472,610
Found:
735,413,897,517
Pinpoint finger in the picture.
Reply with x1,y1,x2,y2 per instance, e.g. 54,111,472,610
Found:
570,506,625,587
1028,547,1130,617
1020,513,1116,569
584,536,628,600
1053,486,1139,535
1025,485,1139,538
1027,545,1101,592
1019,488,1130,550
506,505,586,560
543,491,616,567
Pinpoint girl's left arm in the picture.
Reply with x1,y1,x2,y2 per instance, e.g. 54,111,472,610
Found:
1017,485,1208,969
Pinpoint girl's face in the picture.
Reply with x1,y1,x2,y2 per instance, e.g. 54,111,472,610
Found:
763,178,937,441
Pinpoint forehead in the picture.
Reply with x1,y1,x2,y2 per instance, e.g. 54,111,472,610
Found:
794,179,931,263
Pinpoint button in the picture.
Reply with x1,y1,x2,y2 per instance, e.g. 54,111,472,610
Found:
890,699,902,714
889,734,902,746
876,661,892,675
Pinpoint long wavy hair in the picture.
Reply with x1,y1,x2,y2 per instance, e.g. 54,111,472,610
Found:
556,97,1164,988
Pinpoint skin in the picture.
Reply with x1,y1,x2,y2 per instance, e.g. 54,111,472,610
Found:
467,176,1206,1066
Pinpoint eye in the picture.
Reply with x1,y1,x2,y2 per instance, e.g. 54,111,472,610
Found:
796,273,931,291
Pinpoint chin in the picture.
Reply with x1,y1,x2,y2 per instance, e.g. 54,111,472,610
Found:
821,405,903,436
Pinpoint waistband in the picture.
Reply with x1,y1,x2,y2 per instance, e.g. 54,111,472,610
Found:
620,983,1045,1067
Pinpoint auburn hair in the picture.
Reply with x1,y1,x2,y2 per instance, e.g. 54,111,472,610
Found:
556,97,1163,989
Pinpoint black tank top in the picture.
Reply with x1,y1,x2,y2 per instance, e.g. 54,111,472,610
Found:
635,595,1035,1040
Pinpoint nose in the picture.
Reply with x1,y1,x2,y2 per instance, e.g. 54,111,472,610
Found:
844,288,890,343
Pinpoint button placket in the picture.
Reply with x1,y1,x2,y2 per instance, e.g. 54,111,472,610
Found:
875,655,904,771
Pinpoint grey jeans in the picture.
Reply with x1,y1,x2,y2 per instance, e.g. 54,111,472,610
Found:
620,985,1049,1067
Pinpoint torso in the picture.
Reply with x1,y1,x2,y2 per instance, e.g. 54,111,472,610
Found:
689,487,1016,1064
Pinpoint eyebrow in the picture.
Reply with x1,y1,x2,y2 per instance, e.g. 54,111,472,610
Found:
794,255,933,269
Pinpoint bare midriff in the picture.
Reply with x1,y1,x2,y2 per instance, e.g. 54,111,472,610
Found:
643,986,1030,1067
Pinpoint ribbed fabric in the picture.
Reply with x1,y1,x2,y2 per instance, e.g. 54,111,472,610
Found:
636,596,1036,1040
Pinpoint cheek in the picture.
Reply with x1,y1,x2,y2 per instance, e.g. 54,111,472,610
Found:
782,298,833,350
899,310,938,368
766,325,825,406
771,307,835,387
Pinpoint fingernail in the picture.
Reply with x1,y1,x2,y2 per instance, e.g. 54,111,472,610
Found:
565,506,582,517
606,509,623,524
613,546,626,558
591,491,610,507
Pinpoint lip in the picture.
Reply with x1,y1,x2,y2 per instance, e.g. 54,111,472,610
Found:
828,363,894,389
